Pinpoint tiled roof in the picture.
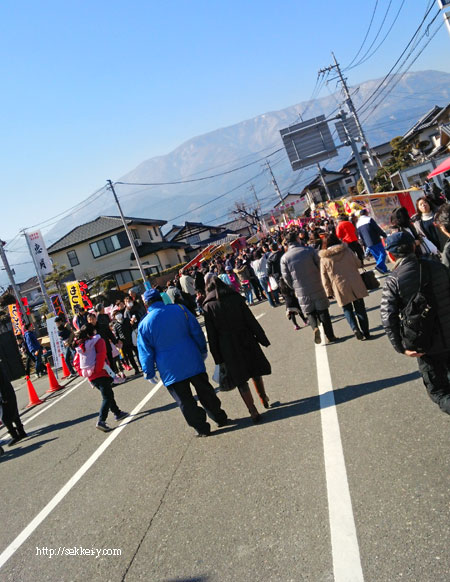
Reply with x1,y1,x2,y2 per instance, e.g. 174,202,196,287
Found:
403,106,444,141
48,216,167,253
19,276,40,292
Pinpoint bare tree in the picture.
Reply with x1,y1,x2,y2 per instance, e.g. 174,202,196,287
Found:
232,201,260,228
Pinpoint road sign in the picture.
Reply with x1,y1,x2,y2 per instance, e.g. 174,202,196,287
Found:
280,115,337,171
335,115,359,143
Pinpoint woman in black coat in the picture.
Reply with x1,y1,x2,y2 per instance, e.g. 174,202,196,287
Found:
203,277,271,422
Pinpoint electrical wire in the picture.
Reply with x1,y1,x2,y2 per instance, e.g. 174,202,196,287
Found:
358,12,443,121
355,3,437,116
345,0,406,72
167,170,267,222
359,19,445,125
115,148,283,187
345,1,380,69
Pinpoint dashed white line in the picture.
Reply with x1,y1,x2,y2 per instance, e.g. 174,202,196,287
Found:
315,343,364,582
0,381,163,571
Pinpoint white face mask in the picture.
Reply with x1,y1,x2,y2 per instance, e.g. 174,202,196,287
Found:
127,302,134,308
115,313,123,322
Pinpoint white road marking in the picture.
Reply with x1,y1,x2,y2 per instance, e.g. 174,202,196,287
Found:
315,343,364,582
255,313,266,319
0,380,87,440
0,381,163,571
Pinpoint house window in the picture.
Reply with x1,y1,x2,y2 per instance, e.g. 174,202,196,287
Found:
344,178,353,185
67,250,79,267
131,229,140,240
115,270,134,286
147,229,153,241
154,227,159,237
90,234,123,258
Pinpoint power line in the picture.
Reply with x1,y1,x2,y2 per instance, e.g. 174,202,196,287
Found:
355,3,437,116
345,1,380,69
358,12,443,121
345,0,405,72
115,148,283,187
359,19,445,125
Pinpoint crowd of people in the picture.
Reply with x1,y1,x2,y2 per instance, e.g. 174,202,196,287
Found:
2,186,450,454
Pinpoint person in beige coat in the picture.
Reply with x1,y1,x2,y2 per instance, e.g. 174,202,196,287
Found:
319,233,372,340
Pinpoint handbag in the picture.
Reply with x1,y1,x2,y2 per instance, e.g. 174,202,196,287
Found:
131,328,138,347
268,276,279,291
218,363,236,392
360,269,380,291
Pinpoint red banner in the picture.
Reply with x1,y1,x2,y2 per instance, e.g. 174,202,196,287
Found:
79,280,93,309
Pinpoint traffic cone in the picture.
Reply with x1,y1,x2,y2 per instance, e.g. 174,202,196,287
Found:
60,353,71,378
25,375,44,408
46,362,62,393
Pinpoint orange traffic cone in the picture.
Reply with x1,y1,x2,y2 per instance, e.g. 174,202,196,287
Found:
25,375,44,408
60,353,71,378
46,362,62,393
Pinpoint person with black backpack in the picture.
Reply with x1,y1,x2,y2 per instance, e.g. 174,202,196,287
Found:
380,231,450,415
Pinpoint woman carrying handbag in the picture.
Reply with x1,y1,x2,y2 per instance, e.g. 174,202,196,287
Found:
203,277,272,422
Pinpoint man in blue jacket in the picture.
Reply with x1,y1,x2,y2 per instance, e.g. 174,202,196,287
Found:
356,209,389,275
24,322,46,377
137,289,228,437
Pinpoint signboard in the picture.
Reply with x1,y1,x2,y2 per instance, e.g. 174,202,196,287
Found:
280,115,337,171
335,116,359,143
66,281,84,314
47,317,64,370
8,302,24,336
78,280,93,309
25,230,53,276
50,293,67,321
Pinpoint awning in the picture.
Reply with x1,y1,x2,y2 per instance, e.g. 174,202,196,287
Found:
428,156,450,178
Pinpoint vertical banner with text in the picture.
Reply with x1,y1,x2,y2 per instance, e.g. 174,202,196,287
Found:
47,317,64,369
50,293,68,321
25,230,53,276
78,280,93,309
8,302,24,336
66,281,84,314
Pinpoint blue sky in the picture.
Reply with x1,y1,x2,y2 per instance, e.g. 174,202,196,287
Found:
1,0,449,248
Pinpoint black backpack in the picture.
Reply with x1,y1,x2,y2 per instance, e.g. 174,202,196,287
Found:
400,260,436,353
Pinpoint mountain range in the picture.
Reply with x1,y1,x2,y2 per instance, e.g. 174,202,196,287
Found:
4,69,450,287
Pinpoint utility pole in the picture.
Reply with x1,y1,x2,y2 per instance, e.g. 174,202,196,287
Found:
107,180,149,285
437,1,450,37
265,160,289,225
249,183,267,232
340,111,373,194
0,240,27,319
23,231,53,313
319,53,377,168
316,163,332,201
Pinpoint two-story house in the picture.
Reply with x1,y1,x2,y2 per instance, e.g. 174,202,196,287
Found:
47,216,188,288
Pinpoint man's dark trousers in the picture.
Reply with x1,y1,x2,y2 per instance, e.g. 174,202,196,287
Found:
417,352,450,414
167,373,227,435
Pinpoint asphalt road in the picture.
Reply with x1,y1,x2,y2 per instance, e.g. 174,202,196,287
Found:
0,287,448,582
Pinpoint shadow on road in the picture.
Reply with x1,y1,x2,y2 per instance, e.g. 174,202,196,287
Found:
0,438,57,461
211,371,421,434
126,401,179,426
24,412,99,440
